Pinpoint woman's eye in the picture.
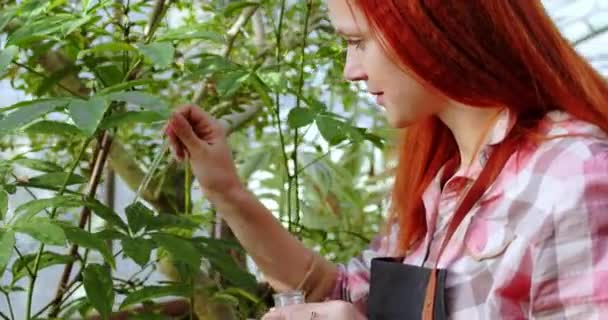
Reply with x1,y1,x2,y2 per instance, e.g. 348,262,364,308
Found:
346,39,364,50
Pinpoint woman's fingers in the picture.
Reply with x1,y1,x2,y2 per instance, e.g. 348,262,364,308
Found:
170,112,203,151
178,105,220,140
165,124,186,160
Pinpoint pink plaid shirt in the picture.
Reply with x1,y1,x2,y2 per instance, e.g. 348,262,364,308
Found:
329,110,608,319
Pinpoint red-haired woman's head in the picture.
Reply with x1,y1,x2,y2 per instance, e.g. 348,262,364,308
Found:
327,0,608,253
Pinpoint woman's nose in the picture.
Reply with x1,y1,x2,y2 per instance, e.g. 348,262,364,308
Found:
343,52,368,82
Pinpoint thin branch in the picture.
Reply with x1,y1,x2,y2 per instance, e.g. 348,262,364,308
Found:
573,24,608,46
50,0,176,314
2,291,15,320
13,246,34,278
49,132,113,317
292,0,314,229
12,61,86,98
192,4,260,105
25,137,92,320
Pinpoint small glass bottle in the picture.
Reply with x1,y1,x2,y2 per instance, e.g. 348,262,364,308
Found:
273,290,305,307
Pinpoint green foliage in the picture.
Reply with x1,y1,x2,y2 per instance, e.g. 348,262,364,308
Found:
0,230,15,277
120,285,190,310
0,0,392,318
83,264,114,320
13,218,66,246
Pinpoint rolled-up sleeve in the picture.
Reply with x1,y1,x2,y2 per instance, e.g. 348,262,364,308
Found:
530,149,608,318
327,226,396,314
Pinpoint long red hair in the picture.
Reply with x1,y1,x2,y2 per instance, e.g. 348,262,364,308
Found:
352,1,608,254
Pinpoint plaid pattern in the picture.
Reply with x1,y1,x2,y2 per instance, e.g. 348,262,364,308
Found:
328,110,608,319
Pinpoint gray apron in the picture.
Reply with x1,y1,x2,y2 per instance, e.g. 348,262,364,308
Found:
367,257,448,319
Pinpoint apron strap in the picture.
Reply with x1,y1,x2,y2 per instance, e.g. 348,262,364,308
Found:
421,142,512,319
422,180,476,320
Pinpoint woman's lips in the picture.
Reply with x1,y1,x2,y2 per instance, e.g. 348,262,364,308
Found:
376,93,385,105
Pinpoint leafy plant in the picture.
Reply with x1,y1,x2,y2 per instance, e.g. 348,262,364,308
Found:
0,0,392,319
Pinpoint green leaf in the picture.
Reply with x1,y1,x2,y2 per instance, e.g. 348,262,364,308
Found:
0,188,7,221
104,92,169,118
82,0,93,12
146,214,199,232
14,218,66,246
0,230,15,278
216,70,250,97
138,42,175,68
0,99,69,137
62,226,115,268
83,264,114,320
62,16,93,36
7,14,79,46
120,285,189,309
19,172,87,190
256,70,286,93
157,28,223,42
194,240,256,290
13,157,63,173
78,42,137,59
151,234,202,269
12,251,74,283
124,202,198,233
14,195,83,222
125,202,153,234
98,79,160,95
99,111,165,130
94,229,127,241
0,285,24,294
217,287,261,304
192,54,241,78
121,237,154,267
84,199,128,231
0,46,18,76
212,292,239,306
68,97,109,136
94,63,124,87
0,9,17,32
315,115,348,145
287,107,316,129
24,120,84,137
35,64,79,97
223,1,260,17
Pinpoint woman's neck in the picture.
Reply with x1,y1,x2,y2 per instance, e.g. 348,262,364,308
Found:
437,103,504,168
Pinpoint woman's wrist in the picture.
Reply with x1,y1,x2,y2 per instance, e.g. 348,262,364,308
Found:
203,180,249,208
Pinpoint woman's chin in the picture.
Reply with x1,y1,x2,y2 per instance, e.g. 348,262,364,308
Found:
386,113,414,129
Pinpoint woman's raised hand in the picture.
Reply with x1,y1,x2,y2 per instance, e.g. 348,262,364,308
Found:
164,105,244,200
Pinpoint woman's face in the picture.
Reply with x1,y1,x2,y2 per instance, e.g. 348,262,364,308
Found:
327,0,449,128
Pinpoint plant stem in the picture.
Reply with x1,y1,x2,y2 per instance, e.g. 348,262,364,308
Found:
49,132,114,317
273,0,293,232
297,141,355,175
25,137,91,320
32,275,80,318
11,61,86,98
13,246,34,278
3,291,15,320
184,159,194,320
292,0,314,229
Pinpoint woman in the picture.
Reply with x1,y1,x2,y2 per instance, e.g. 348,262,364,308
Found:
165,0,608,319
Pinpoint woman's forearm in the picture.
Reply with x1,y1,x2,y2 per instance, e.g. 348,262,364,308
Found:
205,185,339,302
